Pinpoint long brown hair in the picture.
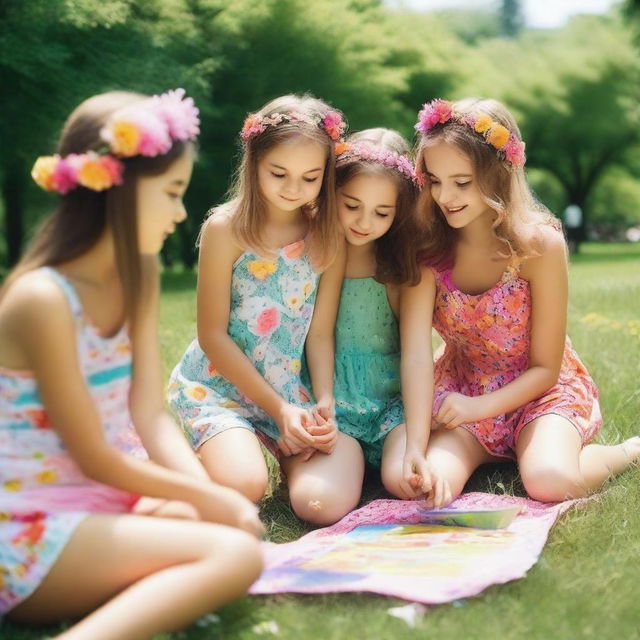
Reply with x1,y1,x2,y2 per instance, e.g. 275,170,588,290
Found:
3,91,190,327
415,97,560,267
336,128,422,285
211,94,343,272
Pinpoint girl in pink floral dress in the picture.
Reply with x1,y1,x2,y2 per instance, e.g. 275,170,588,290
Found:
402,97,640,507
0,90,262,638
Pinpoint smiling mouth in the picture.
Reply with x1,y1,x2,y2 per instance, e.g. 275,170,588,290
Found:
445,205,466,214
350,228,370,237
281,195,299,202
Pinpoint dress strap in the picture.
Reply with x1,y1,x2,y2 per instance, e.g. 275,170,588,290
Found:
39,266,84,321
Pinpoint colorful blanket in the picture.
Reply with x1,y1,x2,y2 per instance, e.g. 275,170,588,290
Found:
251,492,576,604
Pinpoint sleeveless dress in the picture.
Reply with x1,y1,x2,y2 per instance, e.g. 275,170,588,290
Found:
331,277,404,467
168,238,319,449
0,267,143,615
431,264,602,459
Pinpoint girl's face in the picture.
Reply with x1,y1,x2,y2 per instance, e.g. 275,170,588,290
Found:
422,142,491,230
337,172,397,246
257,137,326,216
136,149,193,254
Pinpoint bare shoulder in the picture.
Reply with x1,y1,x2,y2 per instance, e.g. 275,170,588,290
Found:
0,270,76,367
520,224,567,278
199,210,243,261
0,270,71,332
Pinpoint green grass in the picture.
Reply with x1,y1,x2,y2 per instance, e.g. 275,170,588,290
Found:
3,242,640,640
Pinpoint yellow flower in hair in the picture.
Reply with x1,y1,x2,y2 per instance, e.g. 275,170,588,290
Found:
110,121,141,156
487,124,510,149
474,115,492,134
248,260,278,280
77,157,113,191
31,156,58,191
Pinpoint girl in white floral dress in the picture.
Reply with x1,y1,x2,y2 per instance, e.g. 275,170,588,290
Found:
169,95,360,526
0,90,262,639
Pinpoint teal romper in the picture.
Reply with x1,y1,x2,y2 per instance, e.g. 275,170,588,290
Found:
332,277,404,466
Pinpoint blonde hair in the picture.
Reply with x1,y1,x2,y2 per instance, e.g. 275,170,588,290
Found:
2,91,192,328
415,97,560,265
210,94,342,271
336,128,422,285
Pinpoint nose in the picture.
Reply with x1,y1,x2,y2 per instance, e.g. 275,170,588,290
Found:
356,211,372,231
437,183,455,206
282,176,301,197
175,202,187,224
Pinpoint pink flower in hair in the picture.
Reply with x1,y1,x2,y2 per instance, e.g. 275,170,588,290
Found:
503,135,526,166
99,155,124,185
241,114,266,141
415,99,453,134
52,156,79,194
322,111,345,140
152,88,200,141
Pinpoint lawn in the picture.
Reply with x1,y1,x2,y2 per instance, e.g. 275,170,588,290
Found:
2,242,639,640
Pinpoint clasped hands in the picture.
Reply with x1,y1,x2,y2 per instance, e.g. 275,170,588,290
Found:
275,399,338,460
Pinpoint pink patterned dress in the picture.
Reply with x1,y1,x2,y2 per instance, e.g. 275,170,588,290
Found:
0,267,145,615
431,263,602,459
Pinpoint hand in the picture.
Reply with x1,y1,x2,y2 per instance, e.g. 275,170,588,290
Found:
197,485,265,538
401,446,451,508
434,392,486,429
275,403,316,457
306,407,338,455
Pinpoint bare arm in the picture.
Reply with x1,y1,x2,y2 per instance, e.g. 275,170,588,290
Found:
304,238,345,410
129,256,209,481
399,267,440,494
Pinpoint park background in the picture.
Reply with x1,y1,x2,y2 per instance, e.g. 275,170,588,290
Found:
1,1,640,639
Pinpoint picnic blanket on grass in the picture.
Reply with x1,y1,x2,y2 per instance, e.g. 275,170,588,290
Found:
250,492,576,604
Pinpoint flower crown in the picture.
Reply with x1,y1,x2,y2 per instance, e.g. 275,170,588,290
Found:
241,109,346,143
31,88,200,194
335,141,420,186
414,99,526,167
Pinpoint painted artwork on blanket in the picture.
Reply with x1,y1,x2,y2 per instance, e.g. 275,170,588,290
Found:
251,494,577,604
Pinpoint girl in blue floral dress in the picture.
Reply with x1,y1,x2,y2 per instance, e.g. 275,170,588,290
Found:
169,95,355,526
0,90,262,637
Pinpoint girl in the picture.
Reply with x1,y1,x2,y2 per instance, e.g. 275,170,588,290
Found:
409,97,640,507
0,90,263,639
327,128,439,501
169,95,352,525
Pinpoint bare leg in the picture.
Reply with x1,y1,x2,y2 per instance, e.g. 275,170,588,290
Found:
517,415,640,502
8,514,262,640
199,428,270,502
282,432,364,526
380,424,416,499
133,497,199,520
423,427,499,507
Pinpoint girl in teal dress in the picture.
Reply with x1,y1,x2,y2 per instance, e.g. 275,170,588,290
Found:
325,128,431,500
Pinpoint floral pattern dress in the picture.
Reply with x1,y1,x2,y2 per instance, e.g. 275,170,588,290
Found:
168,239,319,448
431,264,602,458
0,268,144,615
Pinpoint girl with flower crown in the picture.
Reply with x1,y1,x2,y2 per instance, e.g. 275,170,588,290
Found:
313,128,444,501
168,94,354,526
406,97,640,507
0,90,263,638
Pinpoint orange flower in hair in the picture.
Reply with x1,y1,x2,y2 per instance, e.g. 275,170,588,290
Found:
487,124,510,149
474,115,492,134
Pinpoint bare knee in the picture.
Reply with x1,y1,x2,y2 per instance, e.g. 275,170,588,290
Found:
199,526,263,590
381,466,412,500
289,477,360,526
522,466,587,502
206,467,269,503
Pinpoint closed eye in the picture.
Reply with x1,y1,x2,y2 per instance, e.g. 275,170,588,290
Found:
456,182,471,188
303,177,318,183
